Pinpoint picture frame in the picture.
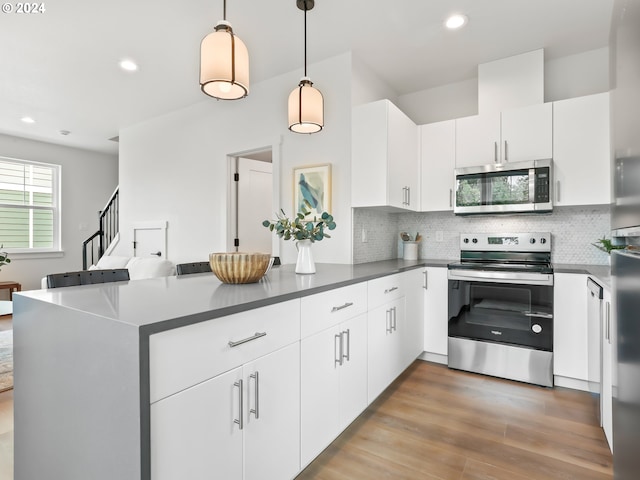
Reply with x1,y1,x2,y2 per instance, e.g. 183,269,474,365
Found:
293,164,331,215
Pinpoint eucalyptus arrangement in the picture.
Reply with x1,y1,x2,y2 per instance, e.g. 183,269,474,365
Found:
591,236,624,254
0,245,10,272
262,200,337,242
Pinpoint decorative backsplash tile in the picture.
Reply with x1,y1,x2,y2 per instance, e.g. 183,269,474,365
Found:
353,205,611,265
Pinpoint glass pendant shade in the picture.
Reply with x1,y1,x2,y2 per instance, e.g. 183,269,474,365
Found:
200,21,249,100
288,77,324,134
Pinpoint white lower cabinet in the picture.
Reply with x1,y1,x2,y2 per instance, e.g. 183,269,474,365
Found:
423,267,449,358
151,343,300,480
602,287,613,452
300,313,367,467
368,298,405,402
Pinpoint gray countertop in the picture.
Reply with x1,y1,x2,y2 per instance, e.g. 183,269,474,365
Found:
553,263,611,289
15,259,434,333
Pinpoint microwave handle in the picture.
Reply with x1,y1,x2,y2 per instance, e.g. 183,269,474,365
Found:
494,142,498,163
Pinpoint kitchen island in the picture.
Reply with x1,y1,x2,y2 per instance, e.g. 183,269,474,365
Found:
12,260,436,480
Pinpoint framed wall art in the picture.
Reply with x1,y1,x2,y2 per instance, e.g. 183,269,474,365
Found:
293,164,331,215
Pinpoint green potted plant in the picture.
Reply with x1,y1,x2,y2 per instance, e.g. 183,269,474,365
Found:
591,235,624,258
0,246,10,272
263,200,336,274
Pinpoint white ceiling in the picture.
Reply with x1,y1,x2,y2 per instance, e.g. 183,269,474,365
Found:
0,0,613,154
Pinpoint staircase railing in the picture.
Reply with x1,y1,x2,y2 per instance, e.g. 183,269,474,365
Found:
82,187,119,270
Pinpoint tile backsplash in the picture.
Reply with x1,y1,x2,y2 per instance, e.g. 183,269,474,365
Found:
353,205,611,265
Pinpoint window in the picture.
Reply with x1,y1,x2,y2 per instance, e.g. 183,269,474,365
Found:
0,156,60,251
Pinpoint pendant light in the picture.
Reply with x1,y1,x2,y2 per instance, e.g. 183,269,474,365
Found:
288,0,324,134
200,0,249,100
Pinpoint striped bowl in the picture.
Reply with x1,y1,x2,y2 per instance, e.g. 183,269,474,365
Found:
209,252,271,284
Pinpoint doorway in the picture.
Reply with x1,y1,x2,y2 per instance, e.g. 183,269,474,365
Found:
229,149,274,254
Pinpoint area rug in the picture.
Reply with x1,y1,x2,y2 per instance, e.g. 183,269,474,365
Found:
0,330,12,393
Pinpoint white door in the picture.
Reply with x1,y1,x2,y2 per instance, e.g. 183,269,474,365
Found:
243,343,300,480
150,367,243,480
338,313,368,429
133,222,167,258
237,158,273,254
423,267,449,357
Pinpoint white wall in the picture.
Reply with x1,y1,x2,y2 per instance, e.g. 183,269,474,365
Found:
117,52,353,266
394,48,610,125
0,134,118,291
351,56,398,106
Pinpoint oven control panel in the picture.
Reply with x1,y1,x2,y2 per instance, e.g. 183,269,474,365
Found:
459,233,551,252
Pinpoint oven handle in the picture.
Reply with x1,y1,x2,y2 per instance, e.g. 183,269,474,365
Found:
447,269,553,286
523,311,554,319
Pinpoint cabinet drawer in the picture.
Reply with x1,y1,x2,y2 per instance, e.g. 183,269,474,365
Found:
300,282,367,338
367,273,404,310
150,299,300,403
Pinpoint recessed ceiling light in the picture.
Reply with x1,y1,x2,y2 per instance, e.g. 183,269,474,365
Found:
119,59,138,72
445,14,468,30
21,116,35,124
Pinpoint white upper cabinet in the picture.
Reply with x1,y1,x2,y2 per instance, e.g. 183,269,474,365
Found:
352,99,420,211
455,103,552,168
420,120,456,211
553,92,611,206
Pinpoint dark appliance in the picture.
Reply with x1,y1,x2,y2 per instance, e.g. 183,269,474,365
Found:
454,159,552,215
448,232,554,387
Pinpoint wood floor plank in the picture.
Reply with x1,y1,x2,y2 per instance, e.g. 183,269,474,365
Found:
297,361,612,480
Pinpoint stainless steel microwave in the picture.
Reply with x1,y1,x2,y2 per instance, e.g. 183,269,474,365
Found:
454,159,553,215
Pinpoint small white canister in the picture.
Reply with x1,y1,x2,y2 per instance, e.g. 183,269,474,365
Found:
403,241,419,260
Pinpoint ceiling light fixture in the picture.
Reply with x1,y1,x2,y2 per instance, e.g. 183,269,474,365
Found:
119,59,138,72
200,0,249,100
445,14,468,30
288,0,323,134
21,117,35,124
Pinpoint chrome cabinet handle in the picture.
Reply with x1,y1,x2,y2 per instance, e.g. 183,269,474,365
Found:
504,140,508,162
556,180,561,203
386,309,393,334
423,269,428,290
331,302,354,312
401,187,407,205
494,141,498,163
249,372,259,419
449,188,453,208
342,329,350,362
391,307,397,331
606,301,611,343
233,379,243,430
228,331,267,348
384,286,399,294
407,187,410,206
334,333,343,367
523,311,553,319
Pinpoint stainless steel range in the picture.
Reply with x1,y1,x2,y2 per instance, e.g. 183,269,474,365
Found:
447,232,554,387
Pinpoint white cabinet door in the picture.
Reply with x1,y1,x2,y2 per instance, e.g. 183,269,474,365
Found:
554,273,589,381
455,104,551,168
455,112,501,168
403,268,426,366
243,343,300,480
368,298,404,403
151,367,243,480
300,326,342,467
352,99,419,211
500,102,552,163
420,120,455,211
338,313,368,429
602,288,613,452
553,92,611,206
423,267,449,357
387,101,420,210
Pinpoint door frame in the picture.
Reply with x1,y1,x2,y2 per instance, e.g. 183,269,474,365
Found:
226,138,281,258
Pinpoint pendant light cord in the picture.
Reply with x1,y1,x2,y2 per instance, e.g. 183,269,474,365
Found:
223,0,227,20
303,4,308,77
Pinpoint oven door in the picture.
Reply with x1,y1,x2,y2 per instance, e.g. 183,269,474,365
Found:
448,277,553,351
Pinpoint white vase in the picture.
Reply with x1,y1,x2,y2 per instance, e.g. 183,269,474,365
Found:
295,239,316,274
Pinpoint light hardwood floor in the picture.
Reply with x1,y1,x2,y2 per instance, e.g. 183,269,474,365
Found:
0,343,612,480
297,361,613,480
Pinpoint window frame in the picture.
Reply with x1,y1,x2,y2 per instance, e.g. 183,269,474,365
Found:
0,155,62,255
